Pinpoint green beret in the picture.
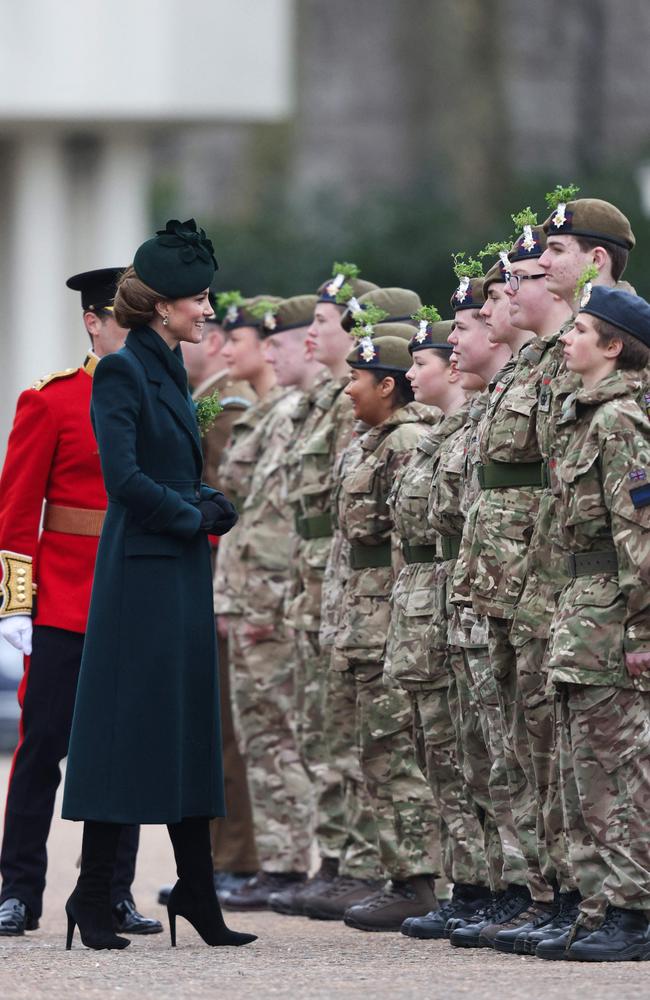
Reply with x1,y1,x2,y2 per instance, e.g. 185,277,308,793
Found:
133,218,217,298
482,260,507,296
374,321,420,342
341,287,422,332
409,319,454,354
222,294,281,332
261,295,318,338
347,335,413,373
316,266,378,307
542,198,635,250
450,276,485,312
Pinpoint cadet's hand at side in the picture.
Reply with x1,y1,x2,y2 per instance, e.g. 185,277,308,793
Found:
0,615,33,655
196,493,238,536
626,650,650,677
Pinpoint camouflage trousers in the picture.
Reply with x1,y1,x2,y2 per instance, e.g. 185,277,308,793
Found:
410,681,490,888
463,643,529,891
349,661,441,880
558,684,650,927
447,647,505,892
229,619,313,873
488,618,572,901
295,629,381,878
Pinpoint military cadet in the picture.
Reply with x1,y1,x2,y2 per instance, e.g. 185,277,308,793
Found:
270,265,383,918
331,327,441,932
506,192,637,955
0,269,160,937
385,309,494,941
457,227,577,953
418,262,526,948
212,295,315,911
537,286,650,962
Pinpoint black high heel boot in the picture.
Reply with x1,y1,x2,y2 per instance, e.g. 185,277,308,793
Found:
65,820,130,951
167,818,256,947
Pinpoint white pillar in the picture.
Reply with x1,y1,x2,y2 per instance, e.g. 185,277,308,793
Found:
93,130,150,269
7,130,69,393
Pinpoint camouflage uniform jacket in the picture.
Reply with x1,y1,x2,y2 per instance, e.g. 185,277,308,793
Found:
213,386,299,620
285,374,355,632
319,424,365,657
333,402,439,665
509,326,577,642
464,348,547,619
548,371,650,691
385,405,464,689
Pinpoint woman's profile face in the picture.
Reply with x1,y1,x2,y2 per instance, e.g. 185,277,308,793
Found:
166,289,213,344
220,326,267,380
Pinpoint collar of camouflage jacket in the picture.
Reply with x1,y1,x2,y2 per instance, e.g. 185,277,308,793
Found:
560,369,643,423
361,400,441,450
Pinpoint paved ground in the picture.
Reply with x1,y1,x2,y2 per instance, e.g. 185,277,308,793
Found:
0,755,647,999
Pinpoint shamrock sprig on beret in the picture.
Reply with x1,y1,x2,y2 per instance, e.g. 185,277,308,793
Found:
545,183,580,230
155,218,217,268
216,290,245,324
574,263,599,306
351,303,389,339
249,298,280,331
412,304,442,342
452,252,483,280
479,240,512,274
324,261,361,303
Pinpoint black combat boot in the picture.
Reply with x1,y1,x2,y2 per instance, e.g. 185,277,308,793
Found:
268,858,339,916
449,885,530,949
566,906,650,963
401,883,491,940
522,889,581,955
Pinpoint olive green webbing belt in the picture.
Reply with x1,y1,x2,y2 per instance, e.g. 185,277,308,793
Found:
402,541,437,565
294,511,333,539
477,461,544,489
349,542,392,569
565,550,618,578
440,536,461,560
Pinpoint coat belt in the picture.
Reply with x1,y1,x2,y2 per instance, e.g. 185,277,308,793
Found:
43,503,106,537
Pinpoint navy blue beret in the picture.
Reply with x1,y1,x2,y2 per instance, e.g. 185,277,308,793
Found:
579,285,650,347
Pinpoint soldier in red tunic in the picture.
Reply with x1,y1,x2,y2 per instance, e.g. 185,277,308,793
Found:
0,269,161,937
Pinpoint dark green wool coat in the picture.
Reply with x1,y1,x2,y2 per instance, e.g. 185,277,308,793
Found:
62,328,225,824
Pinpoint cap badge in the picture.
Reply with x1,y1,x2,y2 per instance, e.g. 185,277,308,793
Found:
552,203,567,229
415,320,429,344
360,336,376,363
226,304,239,323
521,225,536,252
456,276,470,303
580,282,592,308
347,296,363,317
325,273,345,297
498,251,511,278
264,311,277,331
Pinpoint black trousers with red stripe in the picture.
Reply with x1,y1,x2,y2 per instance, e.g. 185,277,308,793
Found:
0,626,139,920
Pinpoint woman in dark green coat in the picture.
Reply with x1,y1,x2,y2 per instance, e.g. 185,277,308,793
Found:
62,220,255,952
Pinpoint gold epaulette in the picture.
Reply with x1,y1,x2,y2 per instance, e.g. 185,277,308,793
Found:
30,368,78,391
0,551,35,617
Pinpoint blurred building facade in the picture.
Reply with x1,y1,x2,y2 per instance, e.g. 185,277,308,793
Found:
2,0,650,453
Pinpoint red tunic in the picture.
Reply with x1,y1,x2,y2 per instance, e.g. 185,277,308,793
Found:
0,363,105,634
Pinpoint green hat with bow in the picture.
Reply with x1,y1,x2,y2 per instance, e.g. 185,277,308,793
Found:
133,218,218,298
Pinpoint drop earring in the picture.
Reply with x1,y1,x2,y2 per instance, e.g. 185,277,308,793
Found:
163,315,169,326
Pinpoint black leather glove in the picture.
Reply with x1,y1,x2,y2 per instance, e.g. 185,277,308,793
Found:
196,494,238,535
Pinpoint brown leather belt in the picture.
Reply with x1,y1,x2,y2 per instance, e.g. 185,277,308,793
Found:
43,503,106,537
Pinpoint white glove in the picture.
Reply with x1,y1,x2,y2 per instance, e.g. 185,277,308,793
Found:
0,615,33,655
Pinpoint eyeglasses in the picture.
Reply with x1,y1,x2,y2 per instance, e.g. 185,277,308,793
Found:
507,273,546,292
